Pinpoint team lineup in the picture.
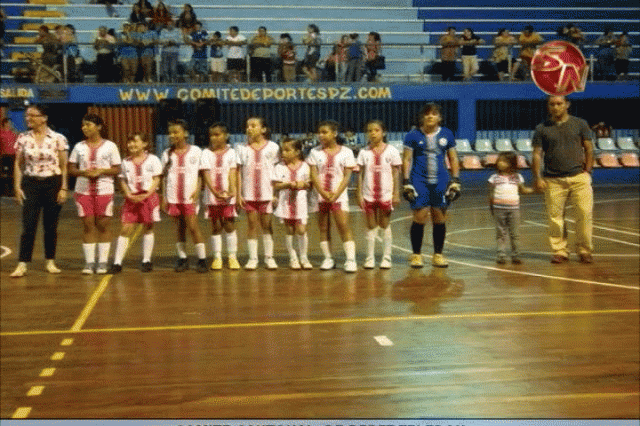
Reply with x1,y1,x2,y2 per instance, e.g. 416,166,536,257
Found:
9,96,594,278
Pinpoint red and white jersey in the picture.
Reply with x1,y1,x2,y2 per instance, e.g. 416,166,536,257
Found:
119,153,162,194
357,144,402,203
200,146,237,206
272,161,310,221
307,145,356,205
161,145,203,205
236,140,279,202
69,139,122,195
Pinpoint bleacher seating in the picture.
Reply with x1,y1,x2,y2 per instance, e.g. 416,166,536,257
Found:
474,138,493,152
597,138,617,151
619,152,640,167
494,138,514,152
455,138,473,153
515,138,532,152
617,137,638,151
598,152,622,167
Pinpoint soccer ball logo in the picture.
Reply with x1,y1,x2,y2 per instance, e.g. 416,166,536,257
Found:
531,41,588,96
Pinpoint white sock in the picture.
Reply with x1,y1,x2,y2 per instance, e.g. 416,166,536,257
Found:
225,230,238,255
367,227,378,259
320,240,332,259
297,233,308,259
142,233,154,262
97,242,111,264
176,242,187,259
210,234,222,258
195,242,206,260
382,226,392,259
247,239,258,260
343,240,356,262
287,235,299,261
263,233,274,258
113,236,129,265
83,243,96,264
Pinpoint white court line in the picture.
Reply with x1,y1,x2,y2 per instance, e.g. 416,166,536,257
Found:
566,219,640,237
525,220,640,248
374,335,394,346
1,246,11,259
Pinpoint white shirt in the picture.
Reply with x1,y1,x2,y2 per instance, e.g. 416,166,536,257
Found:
119,153,162,194
357,144,402,203
161,145,203,204
226,34,246,59
69,139,121,195
236,140,279,202
307,145,356,205
272,162,310,221
200,147,237,206
488,172,524,209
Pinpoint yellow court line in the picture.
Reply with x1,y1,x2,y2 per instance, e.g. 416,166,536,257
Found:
11,407,32,419
2,308,638,337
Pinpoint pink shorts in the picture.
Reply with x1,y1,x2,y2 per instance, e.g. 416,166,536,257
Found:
166,203,198,217
205,204,237,220
282,218,306,227
318,201,345,214
74,193,114,218
121,193,160,224
362,200,393,215
244,200,273,214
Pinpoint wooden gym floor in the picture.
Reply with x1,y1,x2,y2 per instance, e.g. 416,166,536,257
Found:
1,185,638,419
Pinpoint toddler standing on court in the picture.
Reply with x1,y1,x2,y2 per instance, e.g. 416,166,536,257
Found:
200,123,240,270
272,137,313,270
488,151,533,264
109,133,162,274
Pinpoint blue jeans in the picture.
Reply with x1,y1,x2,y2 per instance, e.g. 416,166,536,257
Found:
493,207,521,258
161,52,179,82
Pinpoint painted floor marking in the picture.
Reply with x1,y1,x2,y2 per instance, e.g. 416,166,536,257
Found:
39,368,55,377
26,386,44,397
1,246,11,259
11,407,32,419
374,335,394,346
526,220,640,247
60,338,73,346
50,352,65,361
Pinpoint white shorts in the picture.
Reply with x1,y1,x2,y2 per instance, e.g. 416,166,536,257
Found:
210,58,226,73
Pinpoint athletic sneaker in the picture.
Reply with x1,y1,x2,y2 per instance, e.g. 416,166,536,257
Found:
96,263,108,274
175,257,189,272
432,253,449,268
141,262,153,272
379,256,392,269
344,259,357,273
289,257,301,270
82,263,95,275
45,259,61,274
10,262,27,278
300,257,313,270
228,255,240,270
210,257,223,270
511,256,522,265
245,258,259,270
265,257,278,270
108,264,122,274
496,256,507,265
196,259,208,273
363,256,375,269
320,258,335,270
409,254,423,268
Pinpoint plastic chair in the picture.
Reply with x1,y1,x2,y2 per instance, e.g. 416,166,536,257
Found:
598,153,621,167
455,139,473,153
483,154,499,167
495,138,514,152
619,152,640,167
515,138,533,152
474,139,494,152
461,155,483,170
617,137,638,151
597,138,617,151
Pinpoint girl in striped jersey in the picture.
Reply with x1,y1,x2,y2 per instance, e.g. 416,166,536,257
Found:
109,133,162,274
69,114,121,274
308,120,357,272
236,117,280,270
272,137,313,270
356,120,402,269
200,123,240,271
161,119,207,273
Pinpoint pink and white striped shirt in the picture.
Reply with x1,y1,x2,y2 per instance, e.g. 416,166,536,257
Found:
200,147,237,206
357,144,402,203
307,145,356,205
161,145,203,205
272,161,310,222
236,140,279,202
69,139,121,195
119,153,162,194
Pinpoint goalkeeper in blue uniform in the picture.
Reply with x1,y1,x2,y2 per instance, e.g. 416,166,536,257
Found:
402,103,460,268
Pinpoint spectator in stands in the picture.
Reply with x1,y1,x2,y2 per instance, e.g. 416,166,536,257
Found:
1,116,17,196
490,28,516,81
323,44,339,82
151,0,173,31
133,0,153,18
278,33,297,83
94,25,116,83
335,34,349,83
364,31,383,82
510,25,543,81
129,4,147,26
187,21,208,83
302,24,321,82
176,3,197,34
460,28,483,81
345,33,364,82
567,24,585,49
36,25,62,70
249,26,274,83
532,95,594,264
61,24,83,82
158,20,181,82
119,22,139,83
138,21,157,83
594,29,616,81
438,27,459,81
225,26,246,83
209,31,225,83
615,31,631,80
